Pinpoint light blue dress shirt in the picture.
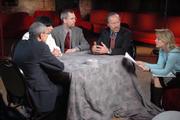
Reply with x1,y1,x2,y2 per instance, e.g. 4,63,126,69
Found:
145,47,180,76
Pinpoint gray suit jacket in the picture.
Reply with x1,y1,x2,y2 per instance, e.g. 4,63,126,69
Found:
51,25,89,53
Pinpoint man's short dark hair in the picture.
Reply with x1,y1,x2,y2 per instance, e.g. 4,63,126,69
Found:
35,16,53,26
60,9,74,21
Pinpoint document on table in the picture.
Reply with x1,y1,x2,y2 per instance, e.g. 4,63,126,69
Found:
124,52,136,64
124,52,149,70
152,72,176,77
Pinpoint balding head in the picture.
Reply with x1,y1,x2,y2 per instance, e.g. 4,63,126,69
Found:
29,22,48,42
107,12,121,32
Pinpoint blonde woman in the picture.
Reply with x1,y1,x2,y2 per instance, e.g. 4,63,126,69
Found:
137,29,180,108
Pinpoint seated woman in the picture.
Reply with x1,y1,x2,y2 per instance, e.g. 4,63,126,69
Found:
136,29,180,108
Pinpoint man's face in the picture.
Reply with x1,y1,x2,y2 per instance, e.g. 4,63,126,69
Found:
64,12,76,28
107,15,121,33
40,32,49,42
46,25,53,33
39,27,50,42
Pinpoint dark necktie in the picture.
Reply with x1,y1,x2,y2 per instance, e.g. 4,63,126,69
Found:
64,31,71,51
110,32,116,49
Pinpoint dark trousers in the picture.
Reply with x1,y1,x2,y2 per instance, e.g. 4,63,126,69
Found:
151,72,180,108
159,72,180,88
50,72,71,120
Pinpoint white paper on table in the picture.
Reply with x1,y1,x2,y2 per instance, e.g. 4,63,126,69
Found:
152,72,176,77
124,52,136,64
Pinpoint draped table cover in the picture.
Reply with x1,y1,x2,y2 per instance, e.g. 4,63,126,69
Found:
57,51,162,120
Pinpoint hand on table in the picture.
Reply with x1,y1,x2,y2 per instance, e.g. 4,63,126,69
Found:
91,42,109,54
52,48,63,57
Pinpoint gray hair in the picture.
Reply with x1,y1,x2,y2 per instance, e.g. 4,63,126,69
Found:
60,9,74,21
28,22,47,39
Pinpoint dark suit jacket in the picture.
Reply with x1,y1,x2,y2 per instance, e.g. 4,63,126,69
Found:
51,25,89,53
97,27,133,55
13,39,64,112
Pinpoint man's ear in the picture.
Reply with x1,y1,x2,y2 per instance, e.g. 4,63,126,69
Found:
63,19,67,24
38,33,43,41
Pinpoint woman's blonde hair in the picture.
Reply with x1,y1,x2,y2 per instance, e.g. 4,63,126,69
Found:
155,29,176,50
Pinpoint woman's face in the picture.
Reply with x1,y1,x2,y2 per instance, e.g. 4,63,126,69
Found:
155,38,167,48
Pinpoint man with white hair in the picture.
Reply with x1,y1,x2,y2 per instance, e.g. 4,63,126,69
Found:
22,16,62,57
13,22,65,114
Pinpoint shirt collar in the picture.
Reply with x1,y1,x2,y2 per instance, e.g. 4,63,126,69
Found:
110,30,117,36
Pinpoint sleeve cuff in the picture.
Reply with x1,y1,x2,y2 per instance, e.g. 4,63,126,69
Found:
107,49,112,54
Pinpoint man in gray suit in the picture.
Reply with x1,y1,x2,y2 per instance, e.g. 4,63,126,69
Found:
51,9,89,53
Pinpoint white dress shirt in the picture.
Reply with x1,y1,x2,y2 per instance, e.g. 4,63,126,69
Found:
22,32,60,52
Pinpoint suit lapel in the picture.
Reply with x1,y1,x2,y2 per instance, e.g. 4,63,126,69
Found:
59,27,65,52
71,28,76,48
115,31,122,48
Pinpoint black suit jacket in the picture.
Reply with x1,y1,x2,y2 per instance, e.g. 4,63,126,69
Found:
13,39,64,112
97,27,133,55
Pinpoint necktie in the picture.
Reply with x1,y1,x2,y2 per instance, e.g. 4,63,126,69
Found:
64,31,71,51
110,32,116,48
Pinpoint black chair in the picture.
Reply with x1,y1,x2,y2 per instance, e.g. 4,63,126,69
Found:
127,40,136,59
0,58,28,107
0,58,52,120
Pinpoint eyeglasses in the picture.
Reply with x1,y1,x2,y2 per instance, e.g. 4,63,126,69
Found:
43,32,50,35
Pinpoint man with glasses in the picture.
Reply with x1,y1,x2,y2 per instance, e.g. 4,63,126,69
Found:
51,9,89,53
13,22,65,117
22,16,62,57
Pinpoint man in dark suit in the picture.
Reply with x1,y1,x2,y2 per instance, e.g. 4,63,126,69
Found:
91,12,134,56
13,22,64,113
51,9,89,53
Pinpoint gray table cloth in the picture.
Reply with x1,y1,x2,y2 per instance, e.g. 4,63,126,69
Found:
57,51,162,120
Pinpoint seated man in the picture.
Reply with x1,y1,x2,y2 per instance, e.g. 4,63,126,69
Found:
13,22,64,114
91,12,134,56
22,16,62,57
51,9,89,53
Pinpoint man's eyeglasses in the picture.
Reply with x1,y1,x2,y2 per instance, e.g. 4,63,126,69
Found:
43,32,50,35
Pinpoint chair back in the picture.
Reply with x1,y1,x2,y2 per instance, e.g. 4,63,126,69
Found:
0,58,51,119
0,58,26,105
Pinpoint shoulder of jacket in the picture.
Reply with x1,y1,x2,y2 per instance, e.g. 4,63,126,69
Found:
73,26,82,31
121,27,131,33
101,27,110,33
53,25,63,32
